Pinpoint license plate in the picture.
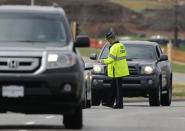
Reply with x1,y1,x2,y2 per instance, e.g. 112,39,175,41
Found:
2,85,24,98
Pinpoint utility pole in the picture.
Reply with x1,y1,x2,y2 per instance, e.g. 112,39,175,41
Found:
31,0,35,6
174,0,179,47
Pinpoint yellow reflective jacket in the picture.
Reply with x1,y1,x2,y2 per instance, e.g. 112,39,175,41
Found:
101,42,129,78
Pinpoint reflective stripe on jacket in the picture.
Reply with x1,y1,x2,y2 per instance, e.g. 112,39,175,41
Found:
101,42,129,78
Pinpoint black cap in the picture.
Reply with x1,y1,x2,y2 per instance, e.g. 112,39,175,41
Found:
105,31,115,39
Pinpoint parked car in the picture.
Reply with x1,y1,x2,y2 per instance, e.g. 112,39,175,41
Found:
149,35,169,45
90,41,172,106
0,5,90,129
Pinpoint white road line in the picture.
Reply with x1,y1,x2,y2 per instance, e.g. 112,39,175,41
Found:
25,121,35,125
19,130,28,131
45,115,55,119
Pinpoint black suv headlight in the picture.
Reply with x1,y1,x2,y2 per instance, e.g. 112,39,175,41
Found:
141,65,155,74
93,65,105,74
47,52,76,69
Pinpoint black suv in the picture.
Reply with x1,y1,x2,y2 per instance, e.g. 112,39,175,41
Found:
90,41,172,106
0,5,89,129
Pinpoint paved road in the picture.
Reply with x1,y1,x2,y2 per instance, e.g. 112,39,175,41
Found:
173,72,185,84
0,101,185,131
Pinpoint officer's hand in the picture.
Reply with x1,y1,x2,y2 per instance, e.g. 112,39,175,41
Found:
96,60,100,63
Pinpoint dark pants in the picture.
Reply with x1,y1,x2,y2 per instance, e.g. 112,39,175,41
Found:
107,77,123,107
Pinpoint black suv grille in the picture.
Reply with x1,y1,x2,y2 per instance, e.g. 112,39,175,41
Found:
104,65,138,75
128,66,138,75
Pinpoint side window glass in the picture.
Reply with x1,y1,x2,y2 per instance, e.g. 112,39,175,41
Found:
100,43,110,59
156,46,160,59
158,46,163,54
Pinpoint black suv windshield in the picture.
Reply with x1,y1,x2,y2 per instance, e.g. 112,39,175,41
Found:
125,44,156,60
100,44,157,60
0,13,67,45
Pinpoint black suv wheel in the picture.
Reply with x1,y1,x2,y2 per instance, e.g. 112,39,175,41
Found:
86,100,91,108
149,81,161,106
63,105,82,129
161,79,172,106
92,90,101,106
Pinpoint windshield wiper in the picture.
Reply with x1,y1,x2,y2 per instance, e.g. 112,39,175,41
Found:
127,58,141,61
126,58,133,61
16,40,48,43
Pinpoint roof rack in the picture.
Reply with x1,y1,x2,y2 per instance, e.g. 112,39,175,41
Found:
52,2,60,8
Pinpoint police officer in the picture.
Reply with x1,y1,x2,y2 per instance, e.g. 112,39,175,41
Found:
98,31,129,109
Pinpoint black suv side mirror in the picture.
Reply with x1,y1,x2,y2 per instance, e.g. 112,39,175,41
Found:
90,53,97,60
75,35,90,47
160,54,168,61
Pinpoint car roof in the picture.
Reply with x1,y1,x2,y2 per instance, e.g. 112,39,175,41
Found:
120,41,159,46
0,5,65,15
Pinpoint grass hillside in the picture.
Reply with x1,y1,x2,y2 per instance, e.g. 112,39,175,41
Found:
173,84,185,98
110,0,173,11
172,62,185,74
